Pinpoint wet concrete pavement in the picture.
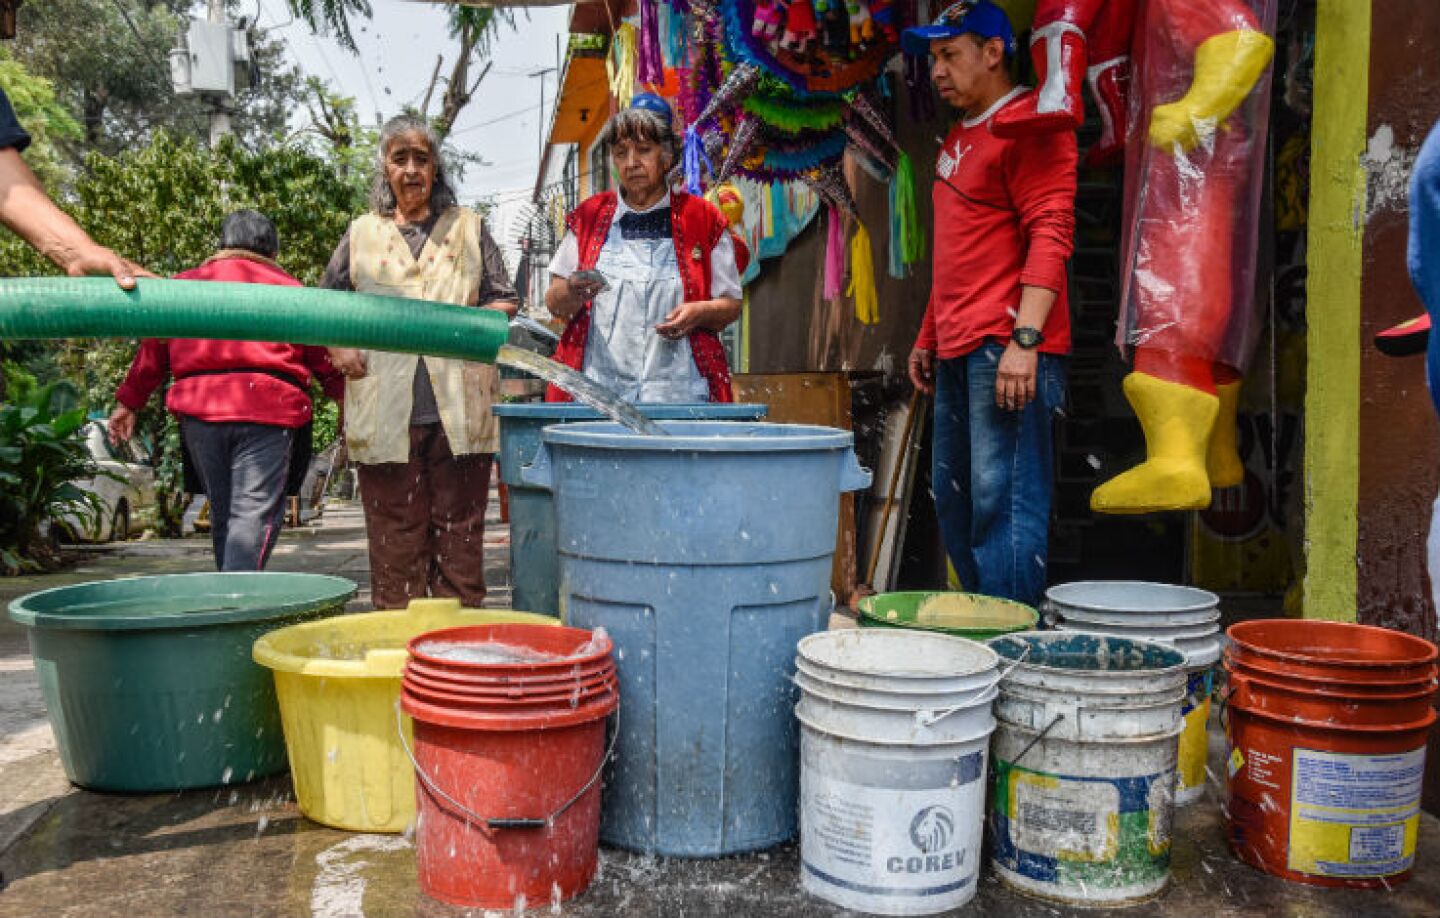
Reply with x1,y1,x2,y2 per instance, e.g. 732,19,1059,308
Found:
1,503,1438,916
2,763,1438,918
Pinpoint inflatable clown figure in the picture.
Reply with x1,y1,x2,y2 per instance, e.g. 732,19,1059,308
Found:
993,0,1275,514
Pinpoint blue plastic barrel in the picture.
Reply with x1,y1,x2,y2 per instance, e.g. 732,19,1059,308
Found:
523,421,872,856
493,403,767,615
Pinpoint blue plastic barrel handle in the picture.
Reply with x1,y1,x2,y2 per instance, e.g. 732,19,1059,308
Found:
520,442,555,491
840,450,873,493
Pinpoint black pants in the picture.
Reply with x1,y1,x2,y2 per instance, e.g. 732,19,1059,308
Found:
180,418,294,571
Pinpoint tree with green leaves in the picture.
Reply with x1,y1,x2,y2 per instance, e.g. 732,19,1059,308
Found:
9,0,304,161
0,50,82,189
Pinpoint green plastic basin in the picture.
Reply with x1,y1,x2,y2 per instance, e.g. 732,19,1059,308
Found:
856,591,1038,640
8,572,355,792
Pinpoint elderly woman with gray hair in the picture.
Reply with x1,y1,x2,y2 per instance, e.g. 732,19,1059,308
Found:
323,114,517,610
544,94,744,403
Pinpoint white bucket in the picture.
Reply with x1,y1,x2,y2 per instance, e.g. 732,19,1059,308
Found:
1044,581,1219,620
796,629,999,696
796,630,999,915
987,632,1187,907
799,722,993,916
795,674,998,745
1046,581,1226,808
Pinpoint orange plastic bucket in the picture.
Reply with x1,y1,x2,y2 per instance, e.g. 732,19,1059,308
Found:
400,625,617,909
1224,619,1438,888
1227,620,1437,685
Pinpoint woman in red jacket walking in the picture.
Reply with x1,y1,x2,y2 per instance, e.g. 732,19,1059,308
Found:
108,210,345,570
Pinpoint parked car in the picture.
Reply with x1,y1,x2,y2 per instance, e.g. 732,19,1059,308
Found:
56,421,159,542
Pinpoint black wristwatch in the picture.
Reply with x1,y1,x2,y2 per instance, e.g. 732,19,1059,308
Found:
1012,326,1045,349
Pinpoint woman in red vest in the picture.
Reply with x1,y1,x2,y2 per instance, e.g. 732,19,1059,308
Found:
544,94,744,403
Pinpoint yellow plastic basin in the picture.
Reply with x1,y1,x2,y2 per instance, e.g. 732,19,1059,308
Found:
252,598,558,833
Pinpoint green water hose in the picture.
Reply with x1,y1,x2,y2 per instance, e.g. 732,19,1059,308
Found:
0,277,510,364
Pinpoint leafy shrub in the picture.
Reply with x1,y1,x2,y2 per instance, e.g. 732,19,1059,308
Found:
0,382,102,574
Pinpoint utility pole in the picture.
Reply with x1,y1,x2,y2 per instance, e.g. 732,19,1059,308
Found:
530,66,556,168
207,0,231,144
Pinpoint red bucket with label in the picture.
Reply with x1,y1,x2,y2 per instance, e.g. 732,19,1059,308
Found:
401,625,617,909
1224,620,1438,888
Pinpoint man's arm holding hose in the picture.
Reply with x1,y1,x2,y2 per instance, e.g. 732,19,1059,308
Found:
0,149,149,288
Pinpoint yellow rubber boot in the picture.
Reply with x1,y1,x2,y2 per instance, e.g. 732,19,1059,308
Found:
1091,373,1219,514
1207,381,1245,489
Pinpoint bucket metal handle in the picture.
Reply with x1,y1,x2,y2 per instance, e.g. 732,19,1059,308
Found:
395,700,619,831
913,645,1030,728
1009,712,1065,768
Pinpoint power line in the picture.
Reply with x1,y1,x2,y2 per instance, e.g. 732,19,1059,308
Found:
448,76,608,137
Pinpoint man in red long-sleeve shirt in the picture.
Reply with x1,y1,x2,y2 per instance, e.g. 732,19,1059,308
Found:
109,211,345,571
904,1,1077,606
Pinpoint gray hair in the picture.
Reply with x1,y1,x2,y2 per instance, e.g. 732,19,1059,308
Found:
369,114,459,217
596,107,678,170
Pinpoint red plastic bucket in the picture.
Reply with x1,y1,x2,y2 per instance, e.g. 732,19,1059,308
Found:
406,653,614,684
401,624,617,909
402,675,618,712
401,663,615,702
408,623,611,679
1224,619,1438,888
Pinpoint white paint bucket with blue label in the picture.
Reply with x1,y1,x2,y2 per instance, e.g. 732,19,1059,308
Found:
798,721,994,916
795,629,1000,915
987,632,1188,906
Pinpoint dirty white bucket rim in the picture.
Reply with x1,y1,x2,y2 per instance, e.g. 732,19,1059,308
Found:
798,629,998,681
795,655,997,695
1052,625,1224,670
1055,607,1221,628
793,668,997,710
1045,581,1219,615
989,632,1189,680
1052,618,1220,640
796,707,997,748
797,675,1000,716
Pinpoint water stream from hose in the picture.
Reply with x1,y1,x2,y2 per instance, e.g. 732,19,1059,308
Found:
495,346,665,436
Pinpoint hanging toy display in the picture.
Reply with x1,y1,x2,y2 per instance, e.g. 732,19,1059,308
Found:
651,0,926,315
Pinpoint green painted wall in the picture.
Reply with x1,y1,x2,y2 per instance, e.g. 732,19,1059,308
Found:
1302,0,1369,622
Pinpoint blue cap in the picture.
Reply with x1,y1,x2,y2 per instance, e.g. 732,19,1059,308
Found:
901,0,1017,57
630,92,674,122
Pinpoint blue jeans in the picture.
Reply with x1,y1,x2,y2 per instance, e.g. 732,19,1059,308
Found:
931,342,1066,607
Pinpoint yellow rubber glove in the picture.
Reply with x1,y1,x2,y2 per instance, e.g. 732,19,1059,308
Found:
1149,29,1275,152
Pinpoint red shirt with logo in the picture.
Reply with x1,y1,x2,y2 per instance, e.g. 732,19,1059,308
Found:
916,88,1077,358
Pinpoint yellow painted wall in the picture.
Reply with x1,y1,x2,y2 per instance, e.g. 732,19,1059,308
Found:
1302,0,1370,622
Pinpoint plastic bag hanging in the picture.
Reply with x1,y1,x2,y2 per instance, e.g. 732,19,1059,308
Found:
638,0,664,85
891,152,923,268
608,23,638,110
683,127,715,196
848,221,879,325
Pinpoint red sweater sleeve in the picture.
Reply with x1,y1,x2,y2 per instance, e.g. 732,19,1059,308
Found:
303,345,346,401
916,293,938,351
1007,131,1077,294
114,339,171,411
